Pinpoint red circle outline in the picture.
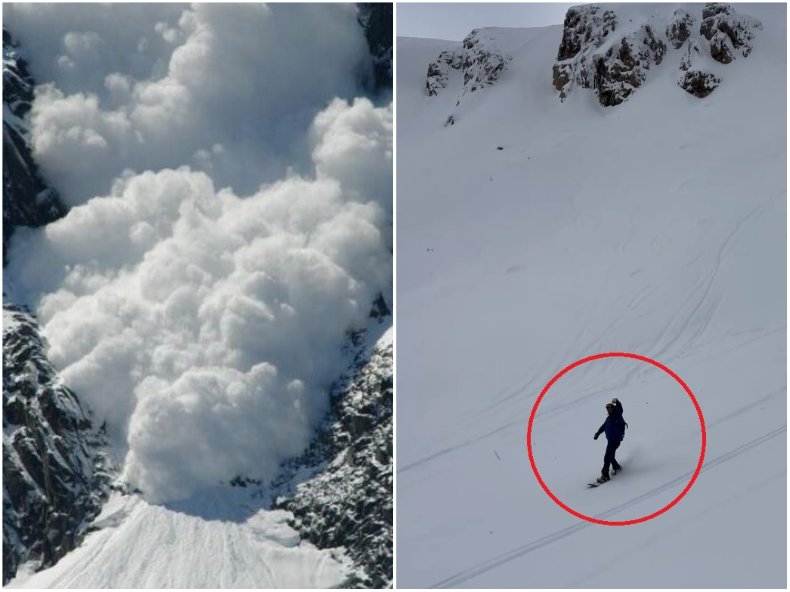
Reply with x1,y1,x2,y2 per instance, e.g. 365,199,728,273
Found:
526,352,706,526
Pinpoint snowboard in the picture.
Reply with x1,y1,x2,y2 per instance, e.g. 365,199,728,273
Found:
587,468,620,487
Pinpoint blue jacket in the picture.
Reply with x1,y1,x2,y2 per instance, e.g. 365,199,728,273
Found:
596,400,626,442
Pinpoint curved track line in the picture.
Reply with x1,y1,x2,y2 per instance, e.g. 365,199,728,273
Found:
429,424,786,588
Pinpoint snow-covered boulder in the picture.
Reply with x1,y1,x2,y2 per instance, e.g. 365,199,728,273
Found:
556,4,617,61
460,29,511,93
594,25,666,106
678,39,720,98
676,4,760,97
552,5,617,101
666,9,694,49
426,50,462,96
425,29,511,98
553,6,665,106
699,3,761,63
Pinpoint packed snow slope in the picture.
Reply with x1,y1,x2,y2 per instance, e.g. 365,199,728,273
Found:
7,489,353,588
397,4,785,588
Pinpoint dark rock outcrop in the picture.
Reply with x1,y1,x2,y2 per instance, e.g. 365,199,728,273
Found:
552,5,617,100
666,10,694,49
553,6,666,107
594,25,666,107
3,305,111,584
3,28,109,585
700,3,761,63
273,334,393,588
553,4,762,105
460,29,510,93
678,69,721,98
426,50,462,97
425,29,511,99
556,5,617,61
678,39,721,98
3,29,67,263
676,4,760,97
358,3,392,92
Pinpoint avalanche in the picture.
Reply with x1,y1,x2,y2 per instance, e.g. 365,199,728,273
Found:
3,3,393,587
397,3,785,588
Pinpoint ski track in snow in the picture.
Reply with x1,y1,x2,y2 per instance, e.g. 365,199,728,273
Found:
427,191,784,430
566,465,787,587
400,323,785,477
8,490,352,588
430,423,786,588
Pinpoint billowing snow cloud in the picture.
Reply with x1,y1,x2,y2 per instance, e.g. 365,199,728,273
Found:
5,4,391,503
4,3,372,204
9,97,392,502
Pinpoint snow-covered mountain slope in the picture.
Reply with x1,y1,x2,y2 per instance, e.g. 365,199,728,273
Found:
3,29,109,585
274,326,393,588
7,326,392,588
2,29,66,261
7,490,353,588
397,3,785,588
2,305,111,584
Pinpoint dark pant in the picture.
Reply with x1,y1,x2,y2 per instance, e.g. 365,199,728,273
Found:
602,440,621,476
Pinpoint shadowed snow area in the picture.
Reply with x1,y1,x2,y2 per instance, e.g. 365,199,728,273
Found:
397,3,785,588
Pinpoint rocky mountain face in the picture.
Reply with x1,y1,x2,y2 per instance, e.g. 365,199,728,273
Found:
2,29,67,262
458,30,511,94
358,3,393,92
552,3,762,106
273,329,393,588
426,29,511,97
426,29,511,125
426,49,462,97
420,4,766,112
3,305,112,584
3,29,110,585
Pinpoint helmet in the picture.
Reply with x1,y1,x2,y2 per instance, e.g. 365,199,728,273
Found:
605,402,615,411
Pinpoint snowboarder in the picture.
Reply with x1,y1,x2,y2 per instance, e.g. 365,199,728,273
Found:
593,398,627,483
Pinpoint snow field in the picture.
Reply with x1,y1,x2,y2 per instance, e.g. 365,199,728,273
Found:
397,3,785,587
8,490,354,588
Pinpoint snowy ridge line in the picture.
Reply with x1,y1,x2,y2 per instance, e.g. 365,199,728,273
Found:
429,424,786,588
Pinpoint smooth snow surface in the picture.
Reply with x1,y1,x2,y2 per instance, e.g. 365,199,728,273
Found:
397,4,785,588
7,490,352,588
